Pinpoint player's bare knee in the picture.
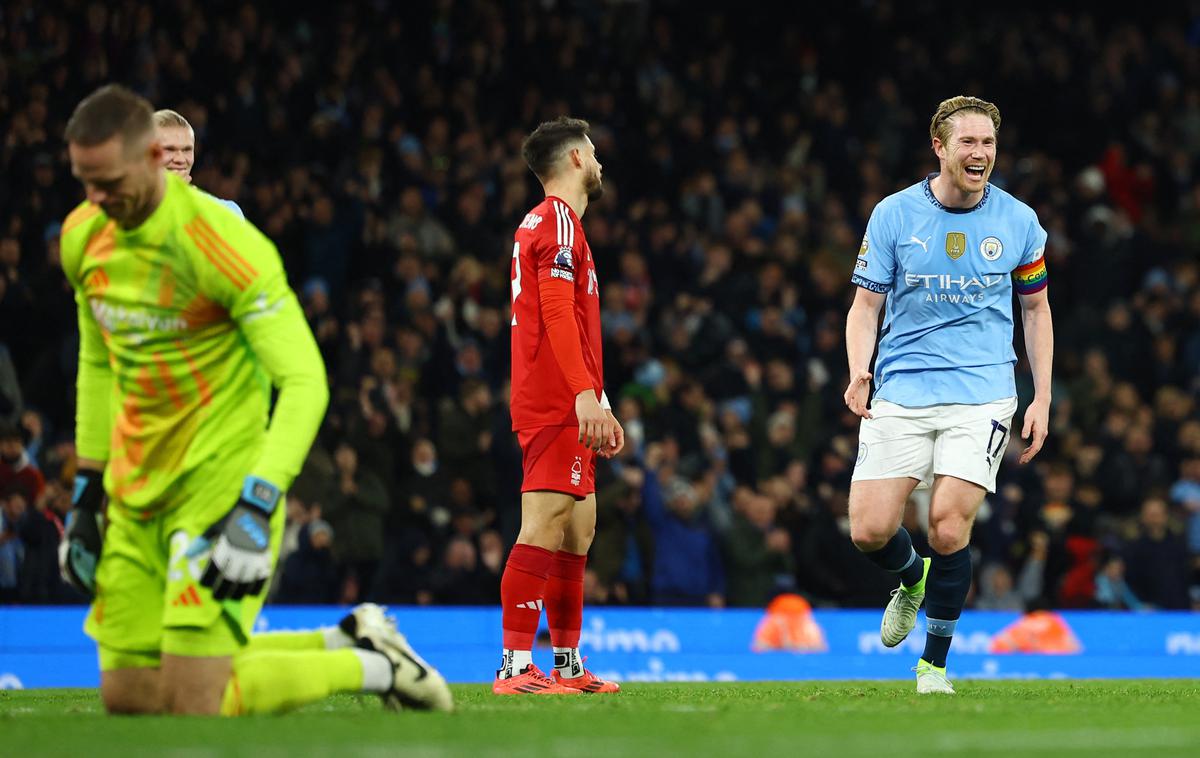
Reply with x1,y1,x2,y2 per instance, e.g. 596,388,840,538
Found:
164,679,225,716
849,519,893,552
928,519,969,555
101,682,161,715
167,697,222,716
160,653,232,716
100,690,139,715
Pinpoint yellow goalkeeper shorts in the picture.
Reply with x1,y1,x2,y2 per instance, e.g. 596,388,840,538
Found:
84,462,285,671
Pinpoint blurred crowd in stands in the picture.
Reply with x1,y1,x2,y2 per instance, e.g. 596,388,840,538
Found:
2,1,1199,611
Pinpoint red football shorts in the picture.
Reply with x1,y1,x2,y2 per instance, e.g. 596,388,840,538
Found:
517,425,596,500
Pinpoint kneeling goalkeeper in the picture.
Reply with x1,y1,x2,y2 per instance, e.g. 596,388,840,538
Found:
57,84,450,715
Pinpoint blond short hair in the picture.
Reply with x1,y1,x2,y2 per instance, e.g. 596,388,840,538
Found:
929,96,1001,146
153,108,193,132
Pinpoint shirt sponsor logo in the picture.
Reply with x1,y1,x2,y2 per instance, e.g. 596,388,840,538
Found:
904,272,1005,304
90,300,188,335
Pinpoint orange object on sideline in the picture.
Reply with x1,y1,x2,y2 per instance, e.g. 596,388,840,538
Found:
752,594,828,653
989,611,1083,654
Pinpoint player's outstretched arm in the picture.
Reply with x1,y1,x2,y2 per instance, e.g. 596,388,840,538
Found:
1018,286,1053,464
844,287,886,419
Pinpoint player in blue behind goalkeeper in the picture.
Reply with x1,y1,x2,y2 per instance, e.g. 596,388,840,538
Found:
843,96,1054,694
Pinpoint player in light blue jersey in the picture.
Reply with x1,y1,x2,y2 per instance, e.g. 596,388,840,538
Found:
843,96,1054,694
153,109,246,219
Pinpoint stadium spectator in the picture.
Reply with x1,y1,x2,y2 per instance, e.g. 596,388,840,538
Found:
642,452,725,607
1123,497,1191,609
0,423,44,507
1093,553,1148,611
724,491,795,607
974,564,1026,612
323,442,391,604
0,483,28,603
590,465,655,605
274,496,339,604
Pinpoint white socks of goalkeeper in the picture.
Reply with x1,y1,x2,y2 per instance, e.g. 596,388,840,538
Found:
352,648,395,693
323,626,355,649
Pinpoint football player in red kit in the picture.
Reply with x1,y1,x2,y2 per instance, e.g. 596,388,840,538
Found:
495,117,623,695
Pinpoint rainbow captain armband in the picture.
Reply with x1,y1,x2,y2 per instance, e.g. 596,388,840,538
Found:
1013,256,1048,295
241,475,281,514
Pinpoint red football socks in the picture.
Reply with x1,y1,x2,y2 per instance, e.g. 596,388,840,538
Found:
545,551,587,648
500,543,554,650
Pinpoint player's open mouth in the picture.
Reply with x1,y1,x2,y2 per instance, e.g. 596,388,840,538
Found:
965,165,985,180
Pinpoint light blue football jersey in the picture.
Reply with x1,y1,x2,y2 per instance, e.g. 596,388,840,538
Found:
200,189,245,220
851,175,1048,407
214,196,245,220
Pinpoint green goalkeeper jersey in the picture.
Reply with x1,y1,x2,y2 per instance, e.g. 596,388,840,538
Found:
60,172,328,512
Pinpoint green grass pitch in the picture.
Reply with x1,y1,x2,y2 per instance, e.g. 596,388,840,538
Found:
3,681,1199,757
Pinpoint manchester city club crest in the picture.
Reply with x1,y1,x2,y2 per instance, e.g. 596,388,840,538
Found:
980,236,1003,261
945,232,966,260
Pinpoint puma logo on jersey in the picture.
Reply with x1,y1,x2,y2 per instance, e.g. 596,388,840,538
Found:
518,213,544,231
909,235,931,253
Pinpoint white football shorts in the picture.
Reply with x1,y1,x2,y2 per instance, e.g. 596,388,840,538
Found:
851,396,1018,493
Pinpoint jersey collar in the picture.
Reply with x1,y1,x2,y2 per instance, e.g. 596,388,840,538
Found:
923,173,990,214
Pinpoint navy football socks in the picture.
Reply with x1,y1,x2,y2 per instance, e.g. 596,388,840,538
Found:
921,546,972,667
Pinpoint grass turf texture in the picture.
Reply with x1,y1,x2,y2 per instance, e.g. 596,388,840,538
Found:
3,681,1199,757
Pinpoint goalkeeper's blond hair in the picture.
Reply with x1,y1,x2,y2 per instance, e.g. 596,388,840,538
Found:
929,96,1001,146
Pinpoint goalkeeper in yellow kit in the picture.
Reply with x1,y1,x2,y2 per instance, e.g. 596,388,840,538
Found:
55,84,452,715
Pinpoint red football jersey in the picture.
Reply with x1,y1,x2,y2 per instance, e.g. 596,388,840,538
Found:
509,196,603,430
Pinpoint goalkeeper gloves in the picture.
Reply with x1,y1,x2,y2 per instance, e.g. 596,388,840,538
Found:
186,476,279,601
59,469,106,597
